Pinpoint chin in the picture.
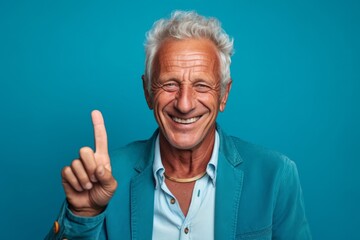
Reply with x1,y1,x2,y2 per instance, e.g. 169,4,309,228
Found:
166,134,204,150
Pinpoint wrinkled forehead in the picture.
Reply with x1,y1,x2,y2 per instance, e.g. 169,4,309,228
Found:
155,38,220,75
160,52,217,73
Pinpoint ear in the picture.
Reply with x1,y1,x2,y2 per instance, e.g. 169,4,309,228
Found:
219,80,232,112
142,75,153,109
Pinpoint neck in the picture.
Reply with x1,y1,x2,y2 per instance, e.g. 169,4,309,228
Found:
159,127,216,178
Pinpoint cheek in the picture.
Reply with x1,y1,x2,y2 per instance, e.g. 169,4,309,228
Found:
152,90,175,110
198,91,221,109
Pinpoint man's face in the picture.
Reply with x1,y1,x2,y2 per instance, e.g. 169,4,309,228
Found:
145,38,231,150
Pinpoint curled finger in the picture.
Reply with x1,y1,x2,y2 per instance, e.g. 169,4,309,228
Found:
79,146,97,182
61,166,83,192
71,159,93,190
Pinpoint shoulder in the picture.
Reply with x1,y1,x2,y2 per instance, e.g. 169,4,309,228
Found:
219,128,295,180
233,135,291,167
219,131,310,238
220,130,302,204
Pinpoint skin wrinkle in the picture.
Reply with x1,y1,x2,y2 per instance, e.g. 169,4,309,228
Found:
161,54,216,77
161,130,215,175
147,38,231,177
163,53,215,69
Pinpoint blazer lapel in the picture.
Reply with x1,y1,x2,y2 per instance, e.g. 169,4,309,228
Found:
215,127,244,240
130,166,155,240
130,131,157,240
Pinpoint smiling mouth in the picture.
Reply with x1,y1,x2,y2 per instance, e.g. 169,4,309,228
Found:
171,116,201,124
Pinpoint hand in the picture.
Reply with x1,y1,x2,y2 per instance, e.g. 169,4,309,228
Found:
61,110,117,216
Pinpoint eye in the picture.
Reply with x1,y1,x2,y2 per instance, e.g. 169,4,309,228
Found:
194,83,212,93
161,81,179,92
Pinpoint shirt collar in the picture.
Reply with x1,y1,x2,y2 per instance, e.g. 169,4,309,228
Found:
153,131,220,189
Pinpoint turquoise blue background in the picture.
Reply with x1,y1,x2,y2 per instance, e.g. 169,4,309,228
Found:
1,0,359,239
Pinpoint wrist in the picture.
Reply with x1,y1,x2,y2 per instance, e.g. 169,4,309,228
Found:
69,205,105,217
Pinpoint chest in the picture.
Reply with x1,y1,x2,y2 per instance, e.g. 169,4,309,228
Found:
165,180,195,216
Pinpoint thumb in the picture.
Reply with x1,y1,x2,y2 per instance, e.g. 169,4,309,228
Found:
95,165,117,191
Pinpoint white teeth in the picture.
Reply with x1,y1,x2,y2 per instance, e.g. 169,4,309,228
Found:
172,116,200,124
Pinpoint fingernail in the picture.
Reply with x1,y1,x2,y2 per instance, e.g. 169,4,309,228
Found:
105,164,112,172
90,175,97,182
85,182,93,190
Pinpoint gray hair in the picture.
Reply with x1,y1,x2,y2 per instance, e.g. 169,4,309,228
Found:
144,10,234,97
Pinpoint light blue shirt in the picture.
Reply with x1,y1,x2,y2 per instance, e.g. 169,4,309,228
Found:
152,131,219,240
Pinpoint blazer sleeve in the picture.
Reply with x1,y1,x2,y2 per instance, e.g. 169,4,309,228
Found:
272,158,312,239
44,201,107,240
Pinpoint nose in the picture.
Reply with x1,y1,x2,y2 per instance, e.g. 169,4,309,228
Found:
174,84,196,113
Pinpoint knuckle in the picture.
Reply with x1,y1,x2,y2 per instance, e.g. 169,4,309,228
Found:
71,159,82,169
79,146,93,156
61,166,71,178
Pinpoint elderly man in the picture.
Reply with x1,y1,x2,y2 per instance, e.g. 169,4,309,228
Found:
46,11,311,240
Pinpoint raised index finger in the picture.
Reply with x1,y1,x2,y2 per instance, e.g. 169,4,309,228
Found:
91,110,108,156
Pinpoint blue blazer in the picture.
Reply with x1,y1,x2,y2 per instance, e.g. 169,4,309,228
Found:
47,126,311,239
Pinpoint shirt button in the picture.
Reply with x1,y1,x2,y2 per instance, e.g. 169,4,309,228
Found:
170,198,176,204
184,227,189,234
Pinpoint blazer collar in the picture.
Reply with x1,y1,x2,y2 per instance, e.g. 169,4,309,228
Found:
133,129,158,172
216,124,243,166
